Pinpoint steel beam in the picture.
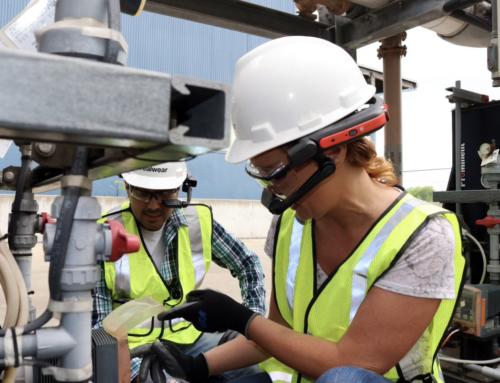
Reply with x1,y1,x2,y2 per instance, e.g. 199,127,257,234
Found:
145,0,332,40
433,190,500,204
335,0,452,49
0,47,230,188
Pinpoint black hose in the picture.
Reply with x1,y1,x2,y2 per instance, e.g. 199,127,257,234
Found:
48,187,81,300
0,153,38,336
104,0,122,63
8,154,32,251
48,147,88,301
0,147,90,336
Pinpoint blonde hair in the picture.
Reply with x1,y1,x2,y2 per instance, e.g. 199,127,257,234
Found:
344,138,399,186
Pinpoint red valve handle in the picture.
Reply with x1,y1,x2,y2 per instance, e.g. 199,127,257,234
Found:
107,220,140,261
39,212,56,234
475,216,500,228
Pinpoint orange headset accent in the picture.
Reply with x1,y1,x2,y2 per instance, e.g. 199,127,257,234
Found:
319,110,388,149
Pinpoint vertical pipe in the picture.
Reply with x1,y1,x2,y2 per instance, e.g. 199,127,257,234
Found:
454,80,463,218
50,193,101,382
489,0,500,86
488,220,500,282
378,33,406,182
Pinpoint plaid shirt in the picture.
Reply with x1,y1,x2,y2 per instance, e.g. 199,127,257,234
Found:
92,206,266,380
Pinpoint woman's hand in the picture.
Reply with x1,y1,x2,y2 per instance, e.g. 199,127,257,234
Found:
183,289,259,335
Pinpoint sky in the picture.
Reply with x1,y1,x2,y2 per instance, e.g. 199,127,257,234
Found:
356,26,500,191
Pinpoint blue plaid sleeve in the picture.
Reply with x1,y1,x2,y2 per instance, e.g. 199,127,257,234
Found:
130,357,141,380
92,264,113,329
211,220,266,315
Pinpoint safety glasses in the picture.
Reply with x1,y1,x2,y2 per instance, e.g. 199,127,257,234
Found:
245,160,292,188
128,186,178,203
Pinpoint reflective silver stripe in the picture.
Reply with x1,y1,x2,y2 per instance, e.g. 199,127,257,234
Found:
114,255,131,296
103,213,133,296
286,218,304,310
184,206,206,287
268,371,293,383
349,197,425,323
136,316,188,329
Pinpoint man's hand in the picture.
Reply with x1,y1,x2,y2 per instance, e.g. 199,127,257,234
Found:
183,289,259,335
131,341,208,383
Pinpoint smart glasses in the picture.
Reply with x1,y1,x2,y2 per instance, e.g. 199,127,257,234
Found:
245,160,292,188
247,97,387,215
129,186,178,203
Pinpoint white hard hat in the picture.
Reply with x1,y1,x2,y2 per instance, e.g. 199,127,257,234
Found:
121,162,187,190
225,36,376,163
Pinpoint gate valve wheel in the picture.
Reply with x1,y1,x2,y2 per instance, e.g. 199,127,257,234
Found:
475,216,500,228
108,220,140,261
39,212,56,234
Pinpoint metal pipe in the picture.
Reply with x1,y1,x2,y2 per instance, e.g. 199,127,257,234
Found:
492,0,500,86
454,80,463,218
465,363,500,379
0,328,75,360
489,224,500,282
443,0,485,13
450,9,492,30
378,33,406,181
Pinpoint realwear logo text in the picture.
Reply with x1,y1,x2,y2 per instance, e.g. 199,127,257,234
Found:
144,167,168,173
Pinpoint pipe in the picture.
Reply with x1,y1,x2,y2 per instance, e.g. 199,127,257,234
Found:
340,0,492,47
443,0,485,13
450,9,492,31
0,240,29,383
465,363,500,379
492,0,500,86
378,33,406,181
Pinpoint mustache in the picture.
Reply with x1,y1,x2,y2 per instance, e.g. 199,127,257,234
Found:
143,209,163,216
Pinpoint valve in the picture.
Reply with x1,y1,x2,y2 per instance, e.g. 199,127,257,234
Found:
107,220,140,262
476,216,500,228
38,212,56,234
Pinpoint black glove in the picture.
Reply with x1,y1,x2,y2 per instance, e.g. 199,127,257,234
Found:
152,340,208,383
184,289,258,335
131,342,204,383
130,344,155,383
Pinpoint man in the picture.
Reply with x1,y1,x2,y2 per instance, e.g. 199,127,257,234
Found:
92,161,266,382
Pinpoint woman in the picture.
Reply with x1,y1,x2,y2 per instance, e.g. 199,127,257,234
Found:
151,36,465,383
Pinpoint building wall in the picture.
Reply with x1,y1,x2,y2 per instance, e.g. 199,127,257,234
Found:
0,0,296,199
0,195,273,239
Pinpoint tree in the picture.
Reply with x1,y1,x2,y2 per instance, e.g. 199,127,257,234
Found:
407,186,434,202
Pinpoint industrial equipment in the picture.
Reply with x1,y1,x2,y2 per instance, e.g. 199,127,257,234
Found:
1,0,500,382
433,86,500,382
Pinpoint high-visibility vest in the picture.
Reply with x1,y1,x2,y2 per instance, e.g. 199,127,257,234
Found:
261,193,465,383
102,202,213,349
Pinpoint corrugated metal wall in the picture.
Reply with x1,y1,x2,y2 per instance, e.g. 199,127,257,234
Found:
0,0,295,199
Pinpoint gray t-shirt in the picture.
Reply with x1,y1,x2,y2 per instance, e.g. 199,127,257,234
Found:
264,213,456,380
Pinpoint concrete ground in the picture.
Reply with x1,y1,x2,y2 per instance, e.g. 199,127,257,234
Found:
0,238,272,324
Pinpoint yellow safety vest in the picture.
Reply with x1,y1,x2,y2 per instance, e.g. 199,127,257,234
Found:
261,193,465,383
102,202,213,349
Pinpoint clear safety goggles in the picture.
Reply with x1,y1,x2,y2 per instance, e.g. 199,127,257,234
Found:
128,185,178,203
245,160,292,188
